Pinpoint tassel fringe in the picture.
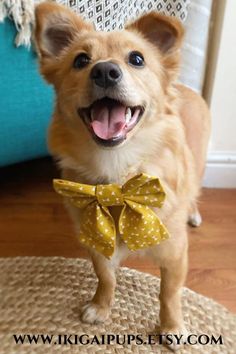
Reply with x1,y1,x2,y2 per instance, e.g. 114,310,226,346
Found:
0,0,42,47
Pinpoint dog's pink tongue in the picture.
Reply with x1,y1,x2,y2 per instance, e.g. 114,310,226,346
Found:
91,104,126,140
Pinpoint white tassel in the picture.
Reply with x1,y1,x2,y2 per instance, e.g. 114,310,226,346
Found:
15,22,31,47
0,0,39,46
15,0,35,47
0,1,7,22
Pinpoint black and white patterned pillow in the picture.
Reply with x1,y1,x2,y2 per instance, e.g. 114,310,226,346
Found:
56,0,190,30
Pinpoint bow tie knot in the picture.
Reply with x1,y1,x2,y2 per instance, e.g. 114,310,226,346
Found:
96,184,124,206
53,173,169,258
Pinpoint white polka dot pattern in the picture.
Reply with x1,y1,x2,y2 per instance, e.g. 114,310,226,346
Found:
53,174,169,258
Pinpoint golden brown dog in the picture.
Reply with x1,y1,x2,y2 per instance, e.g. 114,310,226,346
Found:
34,2,210,347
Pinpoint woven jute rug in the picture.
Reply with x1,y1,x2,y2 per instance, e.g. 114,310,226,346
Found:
0,257,235,353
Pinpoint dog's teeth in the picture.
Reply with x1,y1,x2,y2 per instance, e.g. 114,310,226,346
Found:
125,107,132,123
114,133,123,138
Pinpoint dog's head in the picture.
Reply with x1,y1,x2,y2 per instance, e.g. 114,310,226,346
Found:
35,2,184,150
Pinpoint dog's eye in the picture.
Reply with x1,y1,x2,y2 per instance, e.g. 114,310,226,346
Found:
73,53,91,69
128,51,145,67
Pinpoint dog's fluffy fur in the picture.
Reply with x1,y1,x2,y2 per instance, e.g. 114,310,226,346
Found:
35,2,210,346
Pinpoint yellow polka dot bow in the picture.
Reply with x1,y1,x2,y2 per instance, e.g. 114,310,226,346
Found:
53,174,169,258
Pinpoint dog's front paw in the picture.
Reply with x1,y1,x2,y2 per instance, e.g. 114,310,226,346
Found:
81,302,110,324
160,326,189,351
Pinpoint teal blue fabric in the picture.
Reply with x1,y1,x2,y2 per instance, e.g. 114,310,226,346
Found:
0,19,54,167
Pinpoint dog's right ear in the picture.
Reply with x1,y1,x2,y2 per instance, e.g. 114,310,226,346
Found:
34,2,92,83
35,2,91,58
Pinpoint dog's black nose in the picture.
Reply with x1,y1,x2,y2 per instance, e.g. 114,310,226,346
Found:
90,62,123,89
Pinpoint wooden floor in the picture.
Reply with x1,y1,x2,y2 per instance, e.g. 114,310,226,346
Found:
0,158,236,313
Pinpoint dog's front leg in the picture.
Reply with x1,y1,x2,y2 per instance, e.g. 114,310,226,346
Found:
159,245,188,348
81,251,117,324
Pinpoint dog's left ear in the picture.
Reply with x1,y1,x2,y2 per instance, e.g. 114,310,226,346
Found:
126,12,184,54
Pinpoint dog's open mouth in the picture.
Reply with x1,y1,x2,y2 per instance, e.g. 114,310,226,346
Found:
79,97,144,146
